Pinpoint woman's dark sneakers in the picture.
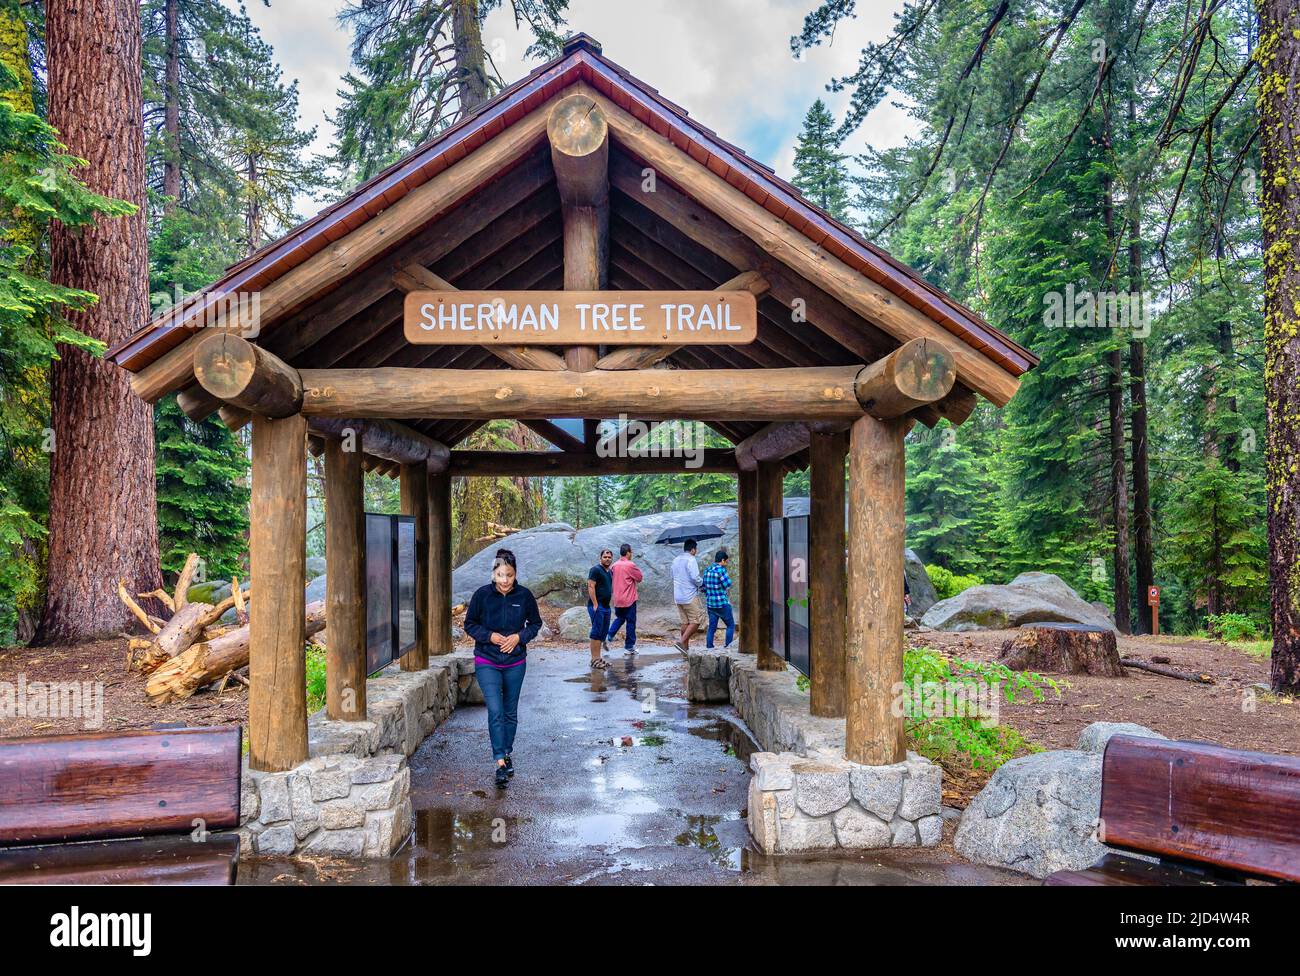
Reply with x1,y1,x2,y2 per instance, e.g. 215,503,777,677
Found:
504,754,515,778
495,763,509,789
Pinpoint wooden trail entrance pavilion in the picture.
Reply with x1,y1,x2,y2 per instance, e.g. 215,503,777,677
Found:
109,35,1036,775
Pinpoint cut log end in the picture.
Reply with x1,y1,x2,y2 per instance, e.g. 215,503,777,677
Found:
194,332,303,418
548,93,609,160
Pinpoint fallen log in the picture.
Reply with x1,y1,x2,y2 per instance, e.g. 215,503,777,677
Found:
118,553,252,673
1120,657,1215,684
146,600,326,704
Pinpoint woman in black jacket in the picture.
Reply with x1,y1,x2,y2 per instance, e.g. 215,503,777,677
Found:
463,549,542,788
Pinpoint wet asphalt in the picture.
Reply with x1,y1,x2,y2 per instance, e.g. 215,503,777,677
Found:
238,645,1027,886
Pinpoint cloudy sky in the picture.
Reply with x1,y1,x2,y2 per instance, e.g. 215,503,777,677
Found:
236,0,915,214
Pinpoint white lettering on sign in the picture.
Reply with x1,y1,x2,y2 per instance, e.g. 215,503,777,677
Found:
418,300,562,333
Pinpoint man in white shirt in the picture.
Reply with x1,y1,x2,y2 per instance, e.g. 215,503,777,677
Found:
670,538,705,654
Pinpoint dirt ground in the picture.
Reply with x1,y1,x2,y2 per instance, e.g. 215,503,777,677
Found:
0,638,248,737
913,628,1296,754
912,627,1297,806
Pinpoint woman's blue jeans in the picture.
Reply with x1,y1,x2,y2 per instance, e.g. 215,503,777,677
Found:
475,662,527,761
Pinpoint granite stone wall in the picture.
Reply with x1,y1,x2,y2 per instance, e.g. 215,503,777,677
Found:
688,648,943,853
236,651,479,858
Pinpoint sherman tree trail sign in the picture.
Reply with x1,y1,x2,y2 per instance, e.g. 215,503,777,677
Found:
106,34,1037,776
404,290,758,344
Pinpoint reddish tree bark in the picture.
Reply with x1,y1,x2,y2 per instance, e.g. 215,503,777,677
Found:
1261,0,1300,692
37,0,160,643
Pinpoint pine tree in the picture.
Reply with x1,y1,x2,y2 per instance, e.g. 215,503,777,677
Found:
904,419,997,576
791,99,850,220
144,5,323,582
334,0,567,182
154,395,249,579
1259,0,1300,689
794,0,1264,624
610,423,736,519
1162,459,1268,624
217,14,323,253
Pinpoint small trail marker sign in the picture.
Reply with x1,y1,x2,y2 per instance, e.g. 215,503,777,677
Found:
1148,585,1160,635
403,290,759,345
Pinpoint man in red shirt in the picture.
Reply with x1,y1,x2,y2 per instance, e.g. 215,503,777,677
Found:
607,543,643,653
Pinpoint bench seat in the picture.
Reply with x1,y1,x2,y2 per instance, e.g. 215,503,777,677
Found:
0,725,243,885
0,832,240,885
1045,735,1300,886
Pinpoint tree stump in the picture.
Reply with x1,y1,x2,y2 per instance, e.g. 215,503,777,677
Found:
997,622,1125,677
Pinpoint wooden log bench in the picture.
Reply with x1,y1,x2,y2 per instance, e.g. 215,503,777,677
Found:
1045,735,1300,886
0,725,243,885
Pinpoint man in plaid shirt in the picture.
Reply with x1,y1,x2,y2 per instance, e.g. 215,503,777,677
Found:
701,549,735,649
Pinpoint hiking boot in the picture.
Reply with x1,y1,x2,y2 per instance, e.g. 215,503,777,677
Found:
504,755,515,778
495,763,509,789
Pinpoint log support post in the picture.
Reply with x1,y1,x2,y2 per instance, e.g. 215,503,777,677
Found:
324,435,367,721
737,469,759,655
845,414,907,765
549,92,609,372
809,428,848,717
755,459,784,671
400,462,430,671
428,467,453,655
249,413,309,772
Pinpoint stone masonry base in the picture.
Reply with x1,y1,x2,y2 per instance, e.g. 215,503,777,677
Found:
237,651,479,858
688,648,943,854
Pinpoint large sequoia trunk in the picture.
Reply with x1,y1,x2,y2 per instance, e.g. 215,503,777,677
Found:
38,1,160,642
1262,1,1300,693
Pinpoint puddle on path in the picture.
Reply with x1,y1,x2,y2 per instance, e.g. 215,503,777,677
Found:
235,646,1028,886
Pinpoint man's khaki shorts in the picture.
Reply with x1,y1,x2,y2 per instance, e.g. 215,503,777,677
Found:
676,596,706,627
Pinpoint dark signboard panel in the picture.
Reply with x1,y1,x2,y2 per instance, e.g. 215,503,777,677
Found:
786,515,810,677
365,514,393,674
396,518,417,651
364,513,417,675
768,517,786,665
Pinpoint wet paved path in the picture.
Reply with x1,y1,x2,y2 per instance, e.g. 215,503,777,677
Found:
239,645,1028,885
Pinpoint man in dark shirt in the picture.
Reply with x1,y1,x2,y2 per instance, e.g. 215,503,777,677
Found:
587,548,614,669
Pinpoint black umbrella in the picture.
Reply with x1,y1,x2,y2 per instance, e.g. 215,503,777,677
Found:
655,523,724,545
